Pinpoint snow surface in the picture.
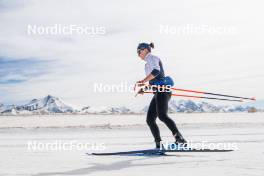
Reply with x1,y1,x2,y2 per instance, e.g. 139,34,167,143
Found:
0,113,263,176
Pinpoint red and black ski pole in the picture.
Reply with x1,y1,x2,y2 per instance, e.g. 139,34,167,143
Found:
143,91,243,102
170,87,256,101
135,84,256,102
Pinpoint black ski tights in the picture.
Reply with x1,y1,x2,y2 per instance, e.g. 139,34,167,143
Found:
146,92,180,143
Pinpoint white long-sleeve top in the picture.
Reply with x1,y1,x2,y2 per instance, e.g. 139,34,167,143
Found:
144,53,165,84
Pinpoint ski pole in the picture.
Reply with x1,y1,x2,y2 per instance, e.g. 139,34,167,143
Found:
169,87,255,101
143,91,243,102
135,83,255,101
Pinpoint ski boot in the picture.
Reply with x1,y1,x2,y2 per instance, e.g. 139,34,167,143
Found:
149,141,165,155
174,132,188,150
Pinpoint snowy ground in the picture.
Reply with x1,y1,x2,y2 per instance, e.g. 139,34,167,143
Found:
0,113,264,176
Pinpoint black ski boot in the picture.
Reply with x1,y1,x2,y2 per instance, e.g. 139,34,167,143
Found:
174,132,188,149
155,141,162,149
151,141,165,155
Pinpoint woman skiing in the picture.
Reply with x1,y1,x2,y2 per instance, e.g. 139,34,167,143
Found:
136,42,187,149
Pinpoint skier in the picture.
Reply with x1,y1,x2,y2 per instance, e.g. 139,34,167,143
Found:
135,42,187,149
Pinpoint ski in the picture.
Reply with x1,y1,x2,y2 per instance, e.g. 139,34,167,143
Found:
88,148,233,156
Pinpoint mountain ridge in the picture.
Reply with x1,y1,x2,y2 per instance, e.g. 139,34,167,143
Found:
0,95,262,115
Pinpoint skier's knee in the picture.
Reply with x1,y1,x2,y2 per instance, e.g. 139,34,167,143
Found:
146,119,156,126
158,113,168,122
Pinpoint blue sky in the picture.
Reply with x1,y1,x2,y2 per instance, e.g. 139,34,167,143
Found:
0,58,51,84
0,0,263,109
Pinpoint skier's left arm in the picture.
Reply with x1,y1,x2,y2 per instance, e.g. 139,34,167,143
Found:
139,74,155,84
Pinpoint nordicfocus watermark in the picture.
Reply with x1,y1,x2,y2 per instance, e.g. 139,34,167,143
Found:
27,24,106,36
27,140,106,151
160,24,237,36
159,141,238,151
93,82,172,93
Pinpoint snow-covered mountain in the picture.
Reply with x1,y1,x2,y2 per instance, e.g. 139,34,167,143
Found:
1,95,76,115
81,106,132,114
242,100,264,110
142,99,252,113
0,96,262,115
0,104,18,114
168,100,222,113
0,104,4,112
20,95,75,113
0,95,133,115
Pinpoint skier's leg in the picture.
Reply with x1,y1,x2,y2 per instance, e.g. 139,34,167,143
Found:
146,94,162,147
156,92,186,144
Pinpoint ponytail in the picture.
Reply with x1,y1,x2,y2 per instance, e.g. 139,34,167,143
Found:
149,42,154,49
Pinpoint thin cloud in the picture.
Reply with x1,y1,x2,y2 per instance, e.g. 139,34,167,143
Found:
0,57,54,84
